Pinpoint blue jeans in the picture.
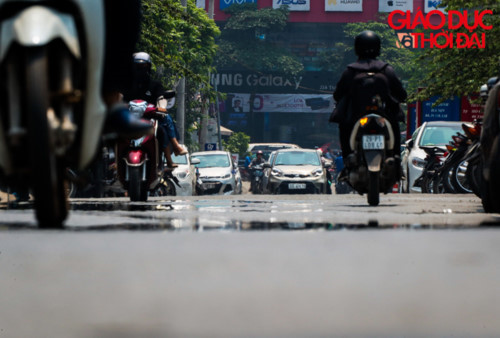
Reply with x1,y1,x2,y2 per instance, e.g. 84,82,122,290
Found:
158,114,179,148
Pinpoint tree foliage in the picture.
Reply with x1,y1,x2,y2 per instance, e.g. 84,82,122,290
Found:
222,132,251,157
137,0,220,148
215,4,303,76
411,0,500,102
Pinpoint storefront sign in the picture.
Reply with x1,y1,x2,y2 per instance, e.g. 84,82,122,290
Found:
273,0,310,11
421,96,460,122
460,95,483,122
223,93,334,114
425,0,446,13
211,71,334,94
325,0,362,12
220,0,257,10
379,0,412,12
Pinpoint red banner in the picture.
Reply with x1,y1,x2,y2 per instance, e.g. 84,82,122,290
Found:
460,94,483,122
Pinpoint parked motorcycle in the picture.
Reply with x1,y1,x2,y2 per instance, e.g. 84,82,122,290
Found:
344,114,398,206
116,97,178,201
414,146,446,193
0,1,105,227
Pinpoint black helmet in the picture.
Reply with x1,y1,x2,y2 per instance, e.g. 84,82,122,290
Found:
354,30,381,59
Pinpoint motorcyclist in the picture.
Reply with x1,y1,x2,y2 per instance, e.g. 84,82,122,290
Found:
248,150,266,191
248,150,265,168
333,30,407,162
124,52,188,168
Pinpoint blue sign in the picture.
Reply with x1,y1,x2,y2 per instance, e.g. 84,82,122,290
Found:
220,0,257,10
205,143,217,151
421,96,460,123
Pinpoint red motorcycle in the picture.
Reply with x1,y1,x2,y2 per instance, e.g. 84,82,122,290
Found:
116,100,167,201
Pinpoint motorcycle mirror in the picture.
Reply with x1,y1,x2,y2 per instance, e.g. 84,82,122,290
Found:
164,90,176,99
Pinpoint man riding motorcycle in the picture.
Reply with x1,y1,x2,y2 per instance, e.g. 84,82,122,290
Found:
248,150,266,192
123,52,187,168
333,30,407,175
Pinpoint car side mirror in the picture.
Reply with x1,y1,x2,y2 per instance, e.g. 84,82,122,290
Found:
323,163,332,169
191,158,201,165
263,163,271,169
406,139,414,149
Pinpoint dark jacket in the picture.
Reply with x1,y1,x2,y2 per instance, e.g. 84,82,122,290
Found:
123,79,165,104
334,59,407,124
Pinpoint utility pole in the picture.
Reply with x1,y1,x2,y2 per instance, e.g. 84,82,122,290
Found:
177,0,187,144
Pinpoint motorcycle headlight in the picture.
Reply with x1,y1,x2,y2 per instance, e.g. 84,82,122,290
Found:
271,168,283,177
312,168,323,177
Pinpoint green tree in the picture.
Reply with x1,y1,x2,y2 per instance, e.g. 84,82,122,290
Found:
317,21,418,85
411,0,500,102
223,132,251,157
137,0,220,148
215,4,303,76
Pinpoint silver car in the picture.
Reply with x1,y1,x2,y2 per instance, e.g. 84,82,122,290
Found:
266,149,329,194
191,151,242,195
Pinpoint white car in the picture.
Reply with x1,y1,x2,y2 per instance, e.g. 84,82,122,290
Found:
191,151,242,195
171,149,199,196
401,121,465,193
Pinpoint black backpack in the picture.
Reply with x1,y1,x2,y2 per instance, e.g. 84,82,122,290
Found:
349,66,390,120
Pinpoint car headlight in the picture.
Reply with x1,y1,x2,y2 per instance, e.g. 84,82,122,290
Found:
412,158,426,168
175,170,189,179
312,168,323,177
271,168,283,177
222,172,231,179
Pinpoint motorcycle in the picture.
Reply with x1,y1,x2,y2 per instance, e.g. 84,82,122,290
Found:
414,146,446,193
249,164,264,194
345,113,398,206
116,96,178,201
0,1,105,227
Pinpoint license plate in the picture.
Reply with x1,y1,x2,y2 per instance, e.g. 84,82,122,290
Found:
288,183,306,190
203,183,217,189
362,135,384,150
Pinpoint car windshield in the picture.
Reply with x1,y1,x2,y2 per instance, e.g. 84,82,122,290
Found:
274,151,320,166
192,154,230,168
172,154,188,165
419,126,462,146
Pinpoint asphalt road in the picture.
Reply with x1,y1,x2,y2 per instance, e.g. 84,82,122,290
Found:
1,192,500,337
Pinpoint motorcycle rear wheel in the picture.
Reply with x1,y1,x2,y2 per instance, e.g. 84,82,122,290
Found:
26,47,68,228
367,171,380,206
451,160,472,193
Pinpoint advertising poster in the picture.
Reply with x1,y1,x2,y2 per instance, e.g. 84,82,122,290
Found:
220,0,257,10
379,0,412,12
325,0,362,12
421,96,460,122
224,94,333,114
273,0,310,11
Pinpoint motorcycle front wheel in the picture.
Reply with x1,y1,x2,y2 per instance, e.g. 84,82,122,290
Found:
367,171,380,206
26,47,68,228
128,166,148,202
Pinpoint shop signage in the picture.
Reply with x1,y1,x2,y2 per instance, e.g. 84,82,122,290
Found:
220,0,257,10
379,0,412,12
273,0,310,11
325,0,362,12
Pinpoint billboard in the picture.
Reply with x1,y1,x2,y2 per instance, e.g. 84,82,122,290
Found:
273,0,310,11
379,0,412,12
220,0,257,10
421,96,460,123
325,0,362,12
